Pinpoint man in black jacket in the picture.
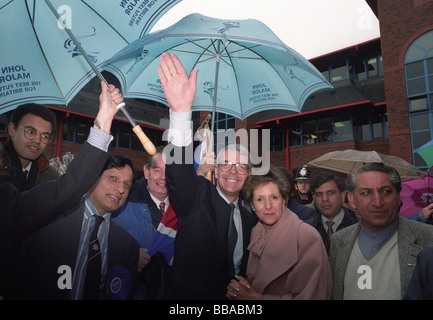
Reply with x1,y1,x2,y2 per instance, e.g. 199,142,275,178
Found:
0,82,122,299
309,169,359,254
158,52,258,300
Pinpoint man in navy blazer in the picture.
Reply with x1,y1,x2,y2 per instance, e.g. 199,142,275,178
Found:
158,52,258,300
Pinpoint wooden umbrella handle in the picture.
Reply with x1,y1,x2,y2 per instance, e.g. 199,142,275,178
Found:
132,125,156,155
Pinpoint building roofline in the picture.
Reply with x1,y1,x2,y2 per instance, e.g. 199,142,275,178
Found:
255,100,386,125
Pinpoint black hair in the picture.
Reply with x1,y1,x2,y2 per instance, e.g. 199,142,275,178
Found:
10,103,56,135
102,153,136,185
310,169,346,193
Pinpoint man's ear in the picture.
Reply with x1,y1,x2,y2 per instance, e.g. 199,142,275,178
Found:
8,122,16,137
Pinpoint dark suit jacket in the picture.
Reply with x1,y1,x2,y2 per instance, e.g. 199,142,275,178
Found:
404,246,433,300
0,141,109,298
12,200,139,300
165,144,258,300
311,207,359,255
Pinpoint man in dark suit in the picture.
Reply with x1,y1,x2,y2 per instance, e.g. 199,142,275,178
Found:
309,169,359,254
1,82,124,299
158,52,258,300
12,154,139,300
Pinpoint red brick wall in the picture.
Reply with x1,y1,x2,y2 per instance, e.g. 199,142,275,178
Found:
377,0,433,163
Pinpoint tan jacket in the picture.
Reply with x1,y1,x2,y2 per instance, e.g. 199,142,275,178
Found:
247,207,333,300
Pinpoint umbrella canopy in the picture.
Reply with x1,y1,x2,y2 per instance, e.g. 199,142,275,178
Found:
308,149,425,179
400,173,433,218
415,139,433,169
102,13,332,120
0,0,181,114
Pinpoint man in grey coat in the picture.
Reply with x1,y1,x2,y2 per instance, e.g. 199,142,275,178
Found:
329,162,433,300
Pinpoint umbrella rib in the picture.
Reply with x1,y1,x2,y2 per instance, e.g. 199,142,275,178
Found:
80,0,130,44
23,0,67,104
220,41,243,118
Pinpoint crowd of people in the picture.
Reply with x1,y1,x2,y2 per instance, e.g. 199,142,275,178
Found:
2,53,433,300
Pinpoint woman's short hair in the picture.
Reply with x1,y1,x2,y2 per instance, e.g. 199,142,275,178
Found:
241,166,291,206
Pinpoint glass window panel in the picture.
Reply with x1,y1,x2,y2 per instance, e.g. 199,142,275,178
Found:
217,113,226,121
405,46,427,63
410,113,430,131
317,117,333,143
412,130,431,149
429,76,433,92
321,70,330,81
428,58,433,74
271,128,284,151
62,118,75,142
358,115,371,141
367,57,379,78
409,96,428,112
75,122,88,144
290,123,301,146
415,32,433,52
302,120,317,144
406,61,425,79
412,130,431,167
372,113,384,139
227,118,236,129
217,120,226,129
407,78,426,96
331,60,347,82
118,126,131,148
334,115,351,141
352,60,367,81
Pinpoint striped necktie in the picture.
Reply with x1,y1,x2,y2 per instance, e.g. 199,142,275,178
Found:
83,215,104,300
326,220,335,241
159,202,166,214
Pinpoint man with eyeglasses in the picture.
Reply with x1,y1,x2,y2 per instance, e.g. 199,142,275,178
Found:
309,169,359,255
1,103,59,191
157,52,258,300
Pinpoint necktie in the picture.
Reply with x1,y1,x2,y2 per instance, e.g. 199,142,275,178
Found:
326,220,335,241
23,170,29,181
159,202,166,214
83,214,104,300
227,203,237,276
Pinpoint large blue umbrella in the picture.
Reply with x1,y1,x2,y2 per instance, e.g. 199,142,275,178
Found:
0,0,181,114
103,13,332,125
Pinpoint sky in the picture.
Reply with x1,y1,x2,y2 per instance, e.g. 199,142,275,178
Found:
151,0,380,60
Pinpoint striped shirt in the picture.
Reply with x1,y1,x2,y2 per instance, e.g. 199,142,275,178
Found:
70,198,111,300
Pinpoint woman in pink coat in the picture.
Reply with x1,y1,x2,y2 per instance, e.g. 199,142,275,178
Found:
226,166,332,300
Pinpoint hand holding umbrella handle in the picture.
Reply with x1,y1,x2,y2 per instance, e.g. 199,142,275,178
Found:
116,102,156,155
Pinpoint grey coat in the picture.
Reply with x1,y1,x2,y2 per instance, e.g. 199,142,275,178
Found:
329,216,433,299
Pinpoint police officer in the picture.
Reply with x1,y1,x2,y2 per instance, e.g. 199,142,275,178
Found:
294,165,313,205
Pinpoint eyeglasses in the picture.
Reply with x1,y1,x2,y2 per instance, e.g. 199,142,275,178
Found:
18,126,52,144
217,162,249,175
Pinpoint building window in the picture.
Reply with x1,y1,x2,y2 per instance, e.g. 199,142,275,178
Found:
404,29,433,168
62,115,161,151
62,116,92,144
349,55,383,81
213,112,236,153
330,58,348,82
353,112,387,142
